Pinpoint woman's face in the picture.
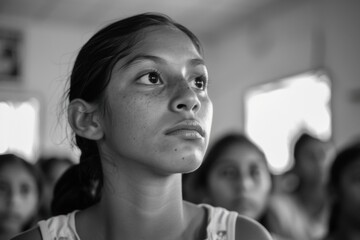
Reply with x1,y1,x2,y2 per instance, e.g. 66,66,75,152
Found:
337,158,360,225
206,144,271,219
0,164,39,232
98,26,213,175
296,140,333,185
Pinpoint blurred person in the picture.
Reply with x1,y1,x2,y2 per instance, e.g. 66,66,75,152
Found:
36,156,74,219
268,132,335,240
323,140,360,240
0,153,42,240
183,133,287,239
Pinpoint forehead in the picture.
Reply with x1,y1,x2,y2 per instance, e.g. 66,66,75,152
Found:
111,26,204,76
0,164,35,183
131,26,200,58
216,144,267,166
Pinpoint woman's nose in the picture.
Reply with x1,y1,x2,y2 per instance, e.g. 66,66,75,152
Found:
8,189,21,206
236,176,253,192
170,83,201,114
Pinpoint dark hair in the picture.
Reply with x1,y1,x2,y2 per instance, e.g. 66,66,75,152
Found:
326,141,360,234
36,156,74,219
183,133,268,202
293,133,324,161
51,163,100,216
64,12,203,211
0,153,43,230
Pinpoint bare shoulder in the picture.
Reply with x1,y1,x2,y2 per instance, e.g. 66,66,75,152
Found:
235,215,273,240
11,227,42,240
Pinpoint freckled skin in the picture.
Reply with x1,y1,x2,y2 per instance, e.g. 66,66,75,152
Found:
97,26,213,176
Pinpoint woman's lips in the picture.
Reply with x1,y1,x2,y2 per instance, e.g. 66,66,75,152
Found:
165,120,205,139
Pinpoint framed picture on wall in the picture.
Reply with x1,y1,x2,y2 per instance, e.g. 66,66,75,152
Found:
0,28,22,82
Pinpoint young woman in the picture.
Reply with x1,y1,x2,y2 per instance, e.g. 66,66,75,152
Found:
12,13,272,240
0,154,42,240
268,133,334,240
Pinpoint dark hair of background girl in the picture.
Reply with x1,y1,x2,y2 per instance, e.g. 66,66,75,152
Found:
326,141,360,235
58,12,204,212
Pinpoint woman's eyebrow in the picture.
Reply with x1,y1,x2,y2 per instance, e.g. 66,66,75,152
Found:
118,54,205,70
119,54,166,70
189,58,205,67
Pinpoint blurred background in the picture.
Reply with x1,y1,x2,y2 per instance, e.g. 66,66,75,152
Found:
0,0,359,175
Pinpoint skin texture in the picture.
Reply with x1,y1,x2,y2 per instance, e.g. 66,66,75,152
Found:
97,26,213,178
0,164,39,238
78,26,213,240
206,143,271,219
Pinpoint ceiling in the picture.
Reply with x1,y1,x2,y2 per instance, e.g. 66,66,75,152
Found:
0,0,278,34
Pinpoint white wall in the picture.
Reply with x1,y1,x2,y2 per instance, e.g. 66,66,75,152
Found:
0,17,94,160
202,0,360,148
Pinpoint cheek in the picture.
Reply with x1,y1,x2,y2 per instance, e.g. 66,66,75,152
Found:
201,98,213,131
254,184,270,199
260,175,272,194
22,194,38,211
207,174,233,199
110,94,153,137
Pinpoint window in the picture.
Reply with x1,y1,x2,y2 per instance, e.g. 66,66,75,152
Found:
0,91,40,162
244,70,331,174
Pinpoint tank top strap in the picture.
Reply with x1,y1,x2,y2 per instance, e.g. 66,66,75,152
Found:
38,210,80,240
199,204,238,240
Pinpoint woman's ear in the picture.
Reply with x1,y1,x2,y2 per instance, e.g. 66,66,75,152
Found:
68,99,104,140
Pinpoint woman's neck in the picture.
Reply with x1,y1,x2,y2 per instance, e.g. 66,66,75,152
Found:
78,172,198,240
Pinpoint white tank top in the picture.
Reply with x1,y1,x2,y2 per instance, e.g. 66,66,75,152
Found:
38,204,238,240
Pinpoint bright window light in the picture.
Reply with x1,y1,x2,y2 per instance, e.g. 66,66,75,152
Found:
245,70,331,175
0,97,40,162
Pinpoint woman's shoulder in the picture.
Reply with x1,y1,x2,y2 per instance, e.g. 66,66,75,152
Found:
198,203,272,240
12,211,79,240
235,215,273,240
11,227,42,240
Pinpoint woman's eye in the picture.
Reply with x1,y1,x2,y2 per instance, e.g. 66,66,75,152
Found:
249,165,261,179
138,71,162,85
191,76,207,90
220,167,238,179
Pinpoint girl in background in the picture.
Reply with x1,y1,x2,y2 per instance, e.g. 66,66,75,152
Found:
183,133,286,239
0,154,42,240
268,133,334,240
